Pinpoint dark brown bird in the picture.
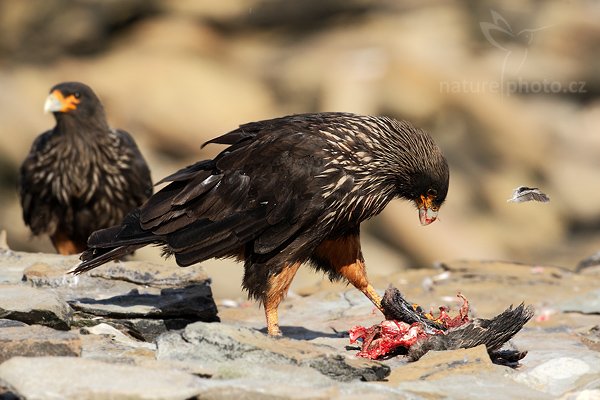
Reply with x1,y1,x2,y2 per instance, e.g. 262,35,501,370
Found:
19,82,152,255
73,112,449,336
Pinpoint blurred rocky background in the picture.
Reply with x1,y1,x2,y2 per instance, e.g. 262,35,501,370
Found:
1,0,599,299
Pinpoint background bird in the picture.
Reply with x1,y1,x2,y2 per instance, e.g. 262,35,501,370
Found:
507,186,550,203
19,82,153,255
73,112,449,336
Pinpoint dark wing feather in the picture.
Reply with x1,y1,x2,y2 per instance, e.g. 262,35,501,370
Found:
172,174,221,206
155,160,215,185
169,208,270,266
113,129,153,202
19,130,59,235
200,117,282,148
77,117,335,273
139,181,188,226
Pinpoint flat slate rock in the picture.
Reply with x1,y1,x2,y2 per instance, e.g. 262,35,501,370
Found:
0,319,28,328
514,356,600,396
157,321,390,382
560,289,600,314
22,260,80,288
1,250,78,285
69,284,219,321
0,284,71,330
89,261,210,288
96,317,193,342
0,325,81,363
0,356,206,400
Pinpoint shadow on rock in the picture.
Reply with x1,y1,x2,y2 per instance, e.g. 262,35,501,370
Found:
259,325,344,340
69,284,219,321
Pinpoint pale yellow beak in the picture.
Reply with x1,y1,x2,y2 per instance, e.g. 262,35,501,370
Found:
44,90,80,113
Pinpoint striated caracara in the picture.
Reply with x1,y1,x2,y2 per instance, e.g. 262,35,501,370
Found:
73,112,449,336
19,82,152,255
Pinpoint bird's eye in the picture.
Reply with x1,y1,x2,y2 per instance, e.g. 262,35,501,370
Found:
427,188,437,197
74,91,81,99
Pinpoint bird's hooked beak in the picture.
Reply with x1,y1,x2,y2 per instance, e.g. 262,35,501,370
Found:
417,194,438,226
44,90,80,113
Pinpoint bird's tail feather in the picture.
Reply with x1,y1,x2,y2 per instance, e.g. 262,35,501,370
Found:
73,210,163,274
72,244,142,274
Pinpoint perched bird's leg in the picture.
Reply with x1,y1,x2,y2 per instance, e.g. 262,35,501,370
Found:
363,283,384,310
313,235,384,313
263,262,301,336
50,231,84,255
337,257,383,312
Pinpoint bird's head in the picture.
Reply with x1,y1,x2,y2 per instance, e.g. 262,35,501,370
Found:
409,169,448,225
44,82,104,120
357,117,449,226
381,120,449,226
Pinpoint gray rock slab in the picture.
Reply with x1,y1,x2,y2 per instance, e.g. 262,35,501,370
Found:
579,325,600,351
560,289,600,314
0,319,27,328
4,250,220,340
0,284,71,329
82,323,156,350
69,283,219,321
157,321,389,382
382,345,546,399
89,260,210,288
0,249,78,285
395,372,548,400
514,356,599,395
0,356,206,400
16,252,149,306
23,258,81,288
509,330,600,396
0,325,81,363
191,379,404,400
98,317,193,342
79,331,156,366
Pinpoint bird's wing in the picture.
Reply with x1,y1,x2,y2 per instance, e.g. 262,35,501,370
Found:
101,125,337,267
445,303,534,351
18,130,59,234
113,129,153,201
201,113,324,148
528,190,550,202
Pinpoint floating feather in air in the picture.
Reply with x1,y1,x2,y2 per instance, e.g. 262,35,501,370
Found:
507,186,550,203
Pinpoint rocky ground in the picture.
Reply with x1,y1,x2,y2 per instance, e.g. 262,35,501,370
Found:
1,237,599,399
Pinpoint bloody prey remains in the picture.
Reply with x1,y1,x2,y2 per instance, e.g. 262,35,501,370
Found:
349,287,534,364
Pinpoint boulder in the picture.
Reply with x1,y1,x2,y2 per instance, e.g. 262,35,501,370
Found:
0,356,206,400
0,325,81,363
157,321,389,382
0,284,71,330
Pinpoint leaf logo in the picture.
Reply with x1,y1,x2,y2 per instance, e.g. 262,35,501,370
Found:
480,10,551,86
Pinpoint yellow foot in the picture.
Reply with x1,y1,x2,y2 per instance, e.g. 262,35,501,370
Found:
267,324,282,337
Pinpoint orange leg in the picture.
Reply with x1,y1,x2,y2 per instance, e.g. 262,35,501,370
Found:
263,262,301,336
51,231,85,255
314,235,383,312
336,256,383,311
